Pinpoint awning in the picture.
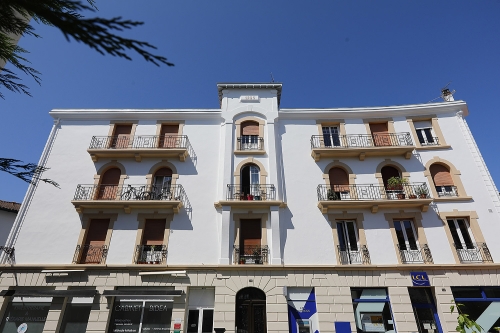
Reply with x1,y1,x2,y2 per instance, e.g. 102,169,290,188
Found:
1,289,97,297
102,290,183,297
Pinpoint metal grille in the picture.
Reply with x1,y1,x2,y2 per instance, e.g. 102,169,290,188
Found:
89,135,192,150
73,245,108,264
234,245,269,264
397,244,433,264
134,245,167,264
226,184,276,201
317,183,430,201
237,137,264,150
311,132,413,149
337,245,371,265
454,242,493,263
73,184,186,203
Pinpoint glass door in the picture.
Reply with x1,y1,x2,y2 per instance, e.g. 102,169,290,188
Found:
322,126,341,147
337,221,361,264
447,218,480,262
187,308,214,333
394,220,422,263
408,288,443,333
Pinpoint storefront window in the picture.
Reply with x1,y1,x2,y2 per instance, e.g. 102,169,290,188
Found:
59,303,93,333
0,299,51,333
286,287,320,333
452,287,500,333
108,299,173,333
351,288,395,333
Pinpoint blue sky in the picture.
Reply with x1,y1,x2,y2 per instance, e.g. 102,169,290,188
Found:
1,0,500,202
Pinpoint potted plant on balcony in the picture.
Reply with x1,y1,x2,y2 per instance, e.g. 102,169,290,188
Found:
239,258,246,264
327,189,339,201
416,185,429,199
387,177,408,199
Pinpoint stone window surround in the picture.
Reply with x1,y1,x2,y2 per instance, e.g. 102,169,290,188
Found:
364,118,396,136
75,212,118,265
406,116,450,150
133,212,174,265
233,157,268,185
384,211,430,265
315,120,347,137
234,116,265,153
107,121,139,138
423,157,471,201
232,212,269,264
375,159,411,187
146,160,180,187
327,212,368,265
437,210,486,264
322,161,356,186
93,161,128,197
155,120,185,136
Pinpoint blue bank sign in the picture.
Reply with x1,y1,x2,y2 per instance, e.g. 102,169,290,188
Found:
410,272,430,286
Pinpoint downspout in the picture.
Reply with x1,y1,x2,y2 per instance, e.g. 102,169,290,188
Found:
1,118,61,264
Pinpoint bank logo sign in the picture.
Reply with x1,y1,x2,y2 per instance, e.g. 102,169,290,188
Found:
411,272,430,286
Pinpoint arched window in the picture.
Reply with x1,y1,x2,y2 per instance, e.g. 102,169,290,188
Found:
98,167,121,199
154,167,172,189
329,167,350,200
241,164,260,197
241,121,260,150
430,164,456,197
381,165,401,188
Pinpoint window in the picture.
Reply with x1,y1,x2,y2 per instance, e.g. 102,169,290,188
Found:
351,288,395,333
447,218,485,262
394,220,423,263
77,219,109,264
241,121,260,150
408,288,442,333
136,219,167,264
452,287,500,332
186,288,215,333
322,126,341,147
0,298,51,333
59,299,93,333
336,221,361,264
430,164,457,197
152,167,173,200
97,167,121,200
414,121,436,145
369,123,390,146
108,298,173,333
111,124,132,148
329,167,350,200
241,164,260,198
237,219,265,264
158,124,179,148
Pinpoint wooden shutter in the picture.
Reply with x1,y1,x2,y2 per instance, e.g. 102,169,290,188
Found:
142,219,166,245
97,168,121,199
381,166,400,188
159,124,179,148
240,219,261,248
329,167,349,192
82,219,109,264
155,167,172,177
111,124,132,148
241,121,259,136
430,164,453,186
370,122,390,146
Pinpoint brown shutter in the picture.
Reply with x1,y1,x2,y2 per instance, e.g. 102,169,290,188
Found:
142,219,166,245
241,121,260,136
97,168,121,199
159,124,179,148
329,167,349,192
430,164,454,186
82,219,109,264
370,122,390,146
111,124,132,148
155,167,173,177
381,166,400,188
240,219,261,248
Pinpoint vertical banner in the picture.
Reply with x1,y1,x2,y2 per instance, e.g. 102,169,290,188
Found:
287,288,320,333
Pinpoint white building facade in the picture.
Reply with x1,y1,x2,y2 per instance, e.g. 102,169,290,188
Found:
1,83,500,333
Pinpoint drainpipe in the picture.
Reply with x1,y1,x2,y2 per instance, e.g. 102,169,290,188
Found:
1,118,61,264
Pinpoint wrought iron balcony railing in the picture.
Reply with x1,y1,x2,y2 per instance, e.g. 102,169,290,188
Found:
89,135,192,150
226,184,276,201
337,245,371,265
234,245,269,265
436,185,459,197
317,183,431,201
237,137,264,151
311,132,413,149
454,242,493,263
73,184,186,202
135,245,167,264
419,137,440,146
73,245,108,264
397,244,433,264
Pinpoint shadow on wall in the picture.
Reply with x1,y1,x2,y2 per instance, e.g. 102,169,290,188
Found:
279,206,294,261
170,208,194,231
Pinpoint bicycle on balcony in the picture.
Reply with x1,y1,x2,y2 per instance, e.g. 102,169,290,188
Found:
120,185,147,201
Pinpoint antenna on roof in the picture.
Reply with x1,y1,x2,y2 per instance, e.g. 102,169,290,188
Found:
427,81,456,103
270,72,275,83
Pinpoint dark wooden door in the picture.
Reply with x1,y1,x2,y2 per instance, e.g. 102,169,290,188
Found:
159,124,179,148
81,219,109,264
111,124,132,148
142,219,166,246
97,168,121,199
236,288,267,333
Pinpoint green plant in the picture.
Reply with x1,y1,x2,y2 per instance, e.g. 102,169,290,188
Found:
450,301,500,333
386,176,408,190
327,189,339,200
415,185,429,196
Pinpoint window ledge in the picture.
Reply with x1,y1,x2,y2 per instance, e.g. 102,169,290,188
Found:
415,144,451,151
433,196,473,202
234,150,266,155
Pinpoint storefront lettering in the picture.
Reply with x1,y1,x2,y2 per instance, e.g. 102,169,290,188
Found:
149,305,169,311
6,316,47,322
115,305,141,311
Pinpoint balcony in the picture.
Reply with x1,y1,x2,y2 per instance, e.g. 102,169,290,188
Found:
436,185,459,198
135,245,167,264
397,244,433,264
454,243,493,263
310,133,415,161
234,245,269,265
87,135,192,162
71,184,185,214
317,183,433,213
337,245,371,265
73,245,108,264
214,184,286,209
235,137,265,154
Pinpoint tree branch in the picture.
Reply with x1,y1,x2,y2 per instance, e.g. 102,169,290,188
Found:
0,158,60,188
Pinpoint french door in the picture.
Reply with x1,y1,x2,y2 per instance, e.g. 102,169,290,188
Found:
394,220,422,263
322,126,341,147
447,218,480,262
187,308,214,333
336,221,361,264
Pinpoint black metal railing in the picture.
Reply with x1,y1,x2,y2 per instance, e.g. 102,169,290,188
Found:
337,245,371,265
234,245,269,264
436,185,459,197
418,137,440,146
135,245,167,264
397,244,433,264
317,183,431,201
237,137,264,151
73,245,108,264
73,184,186,202
311,132,413,149
454,242,493,263
89,135,192,150
226,184,276,201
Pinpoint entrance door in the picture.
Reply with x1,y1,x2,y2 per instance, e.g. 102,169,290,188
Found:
159,124,179,148
111,124,132,148
236,288,267,333
408,288,443,333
